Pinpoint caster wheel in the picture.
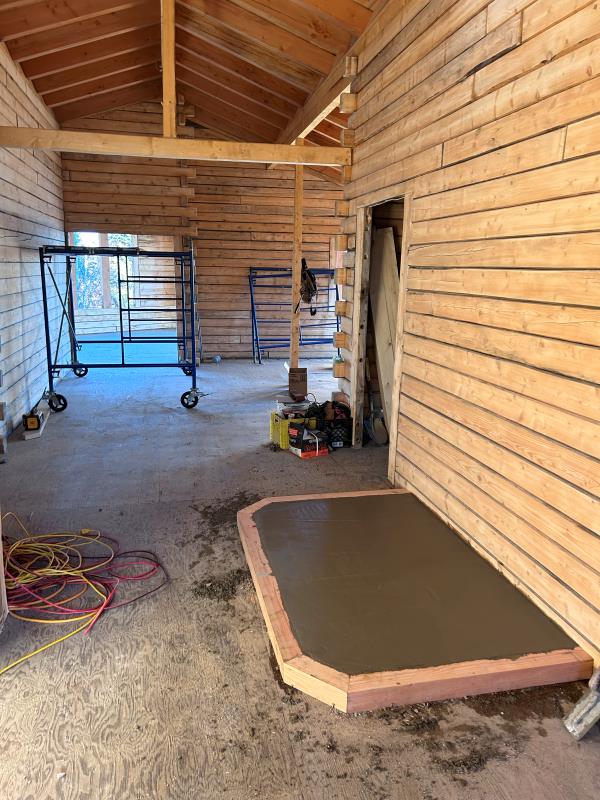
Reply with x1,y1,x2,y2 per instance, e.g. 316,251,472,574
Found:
181,365,193,376
73,366,88,378
180,391,199,409
48,393,68,412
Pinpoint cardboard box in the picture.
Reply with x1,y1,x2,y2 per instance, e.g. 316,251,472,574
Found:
288,367,307,399
288,423,328,459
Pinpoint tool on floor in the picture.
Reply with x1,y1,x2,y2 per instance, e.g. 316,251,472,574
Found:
22,406,45,433
564,669,600,739
22,398,50,439
363,360,388,446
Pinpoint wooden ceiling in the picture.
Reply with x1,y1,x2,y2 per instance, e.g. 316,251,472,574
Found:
1,0,375,147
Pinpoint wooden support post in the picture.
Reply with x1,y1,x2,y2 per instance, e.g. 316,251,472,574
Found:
290,140,304,370
161,0,176,138
350,208,372,446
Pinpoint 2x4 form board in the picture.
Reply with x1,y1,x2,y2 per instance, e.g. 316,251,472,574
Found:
237,490,592,713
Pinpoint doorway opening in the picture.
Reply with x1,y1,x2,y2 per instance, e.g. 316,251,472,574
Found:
361,198,405,451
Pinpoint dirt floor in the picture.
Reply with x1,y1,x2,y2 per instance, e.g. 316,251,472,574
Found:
0,359,598,800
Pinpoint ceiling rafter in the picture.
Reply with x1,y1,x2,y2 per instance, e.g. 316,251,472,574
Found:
1,0,371,143
293,0,372,37
175,6,320,90
36,45,159,95
1,0,142,40
177,0,334,75
175,46,298,118
176,27,307,105
20,25,161,79
8,2,158,62
179,79,280,141
225,0,353,55
54,78,162,122
44,63,160,109
175,59,289,128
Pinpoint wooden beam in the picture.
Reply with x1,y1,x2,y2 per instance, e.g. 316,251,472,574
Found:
0,126,352,166
276,0,390,145
176,28,307,105
177,67,285,133
293,0,372,37
161,0,176,137
36,44,160,95
178,0,335,75
22,26,161,80
290,140,304,369
1,0,141,40
54,78,162,122
176,5,320,92
175,46,298,118
43,63,160,109
181,81,280,141
8,3,158,62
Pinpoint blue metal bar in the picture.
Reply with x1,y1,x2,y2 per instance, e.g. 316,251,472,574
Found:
248,265,337,361
39,244,201,405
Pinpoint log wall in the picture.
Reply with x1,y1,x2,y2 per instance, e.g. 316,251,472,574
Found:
0,43,66,452
192,162,342,359
62,103,197,238
61,103,344,360
341,0,600,661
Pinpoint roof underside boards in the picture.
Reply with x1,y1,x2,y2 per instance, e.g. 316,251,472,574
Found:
0,0,373,149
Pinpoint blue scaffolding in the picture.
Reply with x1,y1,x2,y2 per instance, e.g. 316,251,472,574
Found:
249,266,340,364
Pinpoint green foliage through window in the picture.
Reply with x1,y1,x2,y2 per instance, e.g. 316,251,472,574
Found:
72,232,137,310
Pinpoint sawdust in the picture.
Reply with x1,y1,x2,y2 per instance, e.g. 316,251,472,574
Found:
192,566,250,602
190,490,262,541
462,681,586,722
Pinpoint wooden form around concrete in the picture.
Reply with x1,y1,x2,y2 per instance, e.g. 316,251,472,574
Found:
237,489,593,713
0,127,351,166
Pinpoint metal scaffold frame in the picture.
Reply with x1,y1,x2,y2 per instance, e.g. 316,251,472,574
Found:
249,266,340,364
39,244,201,410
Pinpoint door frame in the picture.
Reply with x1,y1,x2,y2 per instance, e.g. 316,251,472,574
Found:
349,191,414,486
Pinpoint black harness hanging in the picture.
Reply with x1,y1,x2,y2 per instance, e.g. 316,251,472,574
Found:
294,258,318,316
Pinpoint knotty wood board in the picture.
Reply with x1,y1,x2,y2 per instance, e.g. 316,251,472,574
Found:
368,227,399,428
238,490,592,711
337,0,600,663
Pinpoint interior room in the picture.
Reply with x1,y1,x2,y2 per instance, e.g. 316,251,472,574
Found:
1,1,599,797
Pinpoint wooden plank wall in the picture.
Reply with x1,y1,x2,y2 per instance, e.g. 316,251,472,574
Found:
0,43,66,446
340,0,600,661
62,102,196,238
191,162,343,359
61,104,343,360
74,234,177,335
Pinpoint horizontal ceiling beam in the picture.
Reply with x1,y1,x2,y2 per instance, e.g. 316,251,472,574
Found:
0,127,352,166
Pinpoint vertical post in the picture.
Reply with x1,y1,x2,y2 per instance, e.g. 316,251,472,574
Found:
39,250,55,395
188,246,198,390
387,192,413,485
350,207,371,446
161,0,177,138
99,232,111,308
289,139,304,369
